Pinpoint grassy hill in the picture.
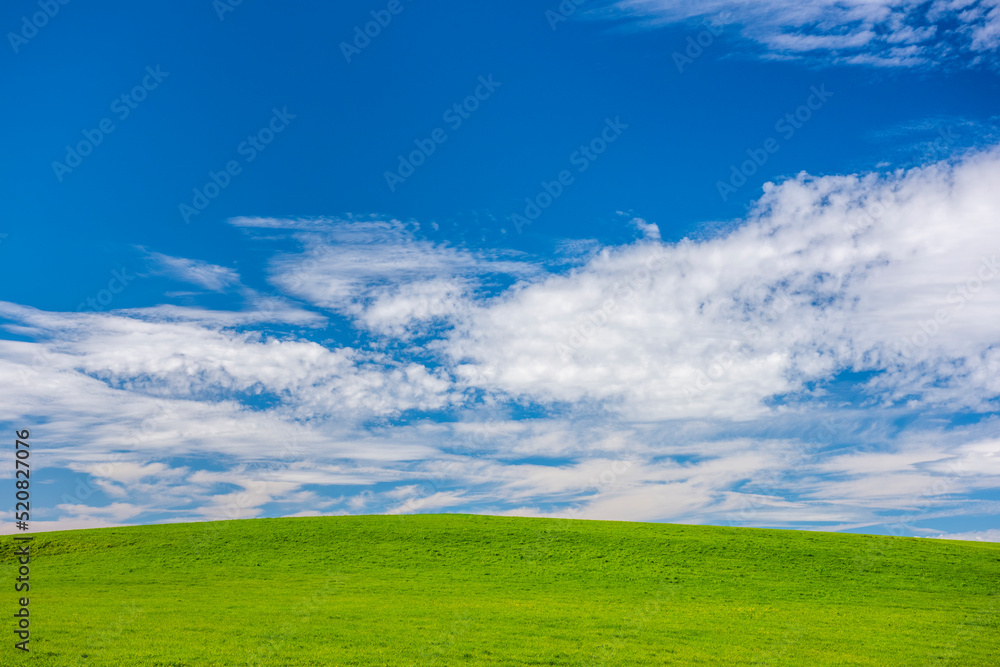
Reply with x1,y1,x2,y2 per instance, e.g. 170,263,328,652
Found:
2,514,998,665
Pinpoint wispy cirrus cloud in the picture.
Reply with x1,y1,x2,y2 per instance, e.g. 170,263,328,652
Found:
142,249,242,292
605,0,1000,68
233,216,539,338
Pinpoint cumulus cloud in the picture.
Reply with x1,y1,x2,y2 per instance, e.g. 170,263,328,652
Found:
445,147,1000,420
0,302,454,419
606,0,1000,68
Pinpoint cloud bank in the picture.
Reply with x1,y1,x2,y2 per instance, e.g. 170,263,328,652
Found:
2,146,999,538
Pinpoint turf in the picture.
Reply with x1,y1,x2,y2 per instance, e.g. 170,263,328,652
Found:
1,514,998,665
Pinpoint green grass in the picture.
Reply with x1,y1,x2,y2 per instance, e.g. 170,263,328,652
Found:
2,514,998,665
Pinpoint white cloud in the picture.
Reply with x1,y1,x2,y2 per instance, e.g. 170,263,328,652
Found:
607,0,1000,68
143,250,241,292
386,490,470,514
0,518,125,534
929,528,1000,542
253,218,538,337
444,147,1000,420
2,148,999,534
0,302,453,419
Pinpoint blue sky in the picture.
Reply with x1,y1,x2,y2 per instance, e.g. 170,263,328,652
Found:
1,0,999,540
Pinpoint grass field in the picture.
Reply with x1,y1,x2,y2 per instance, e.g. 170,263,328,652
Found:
1,514,998,665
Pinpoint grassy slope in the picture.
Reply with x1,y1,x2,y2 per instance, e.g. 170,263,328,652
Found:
1,514,998,666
